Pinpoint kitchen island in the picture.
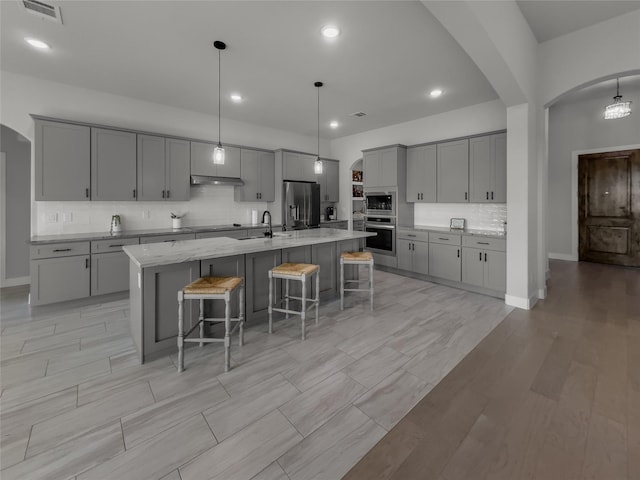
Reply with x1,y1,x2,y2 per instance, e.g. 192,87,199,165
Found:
123,228,374,363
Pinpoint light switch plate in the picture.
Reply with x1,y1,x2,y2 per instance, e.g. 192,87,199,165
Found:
62,212,73,223
45,213,58,223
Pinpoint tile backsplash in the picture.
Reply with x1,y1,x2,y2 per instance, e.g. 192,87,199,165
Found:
414,203,507,231
34,186,268,235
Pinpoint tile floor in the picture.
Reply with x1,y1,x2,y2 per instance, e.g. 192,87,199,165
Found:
1,269,512,479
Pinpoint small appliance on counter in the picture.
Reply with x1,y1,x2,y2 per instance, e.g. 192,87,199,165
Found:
171,212,184,229
326,206,336,220
110,215,122,234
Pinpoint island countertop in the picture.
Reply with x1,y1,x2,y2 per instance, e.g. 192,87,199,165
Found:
123,228,375,268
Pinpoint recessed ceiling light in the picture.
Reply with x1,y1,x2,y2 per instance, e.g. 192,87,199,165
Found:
321,25,340,38
25,37,51,50
230,93,243,103
430,89,443,98
329,121,339,129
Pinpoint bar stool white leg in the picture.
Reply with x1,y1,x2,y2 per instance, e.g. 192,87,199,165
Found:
301,275,307,341
224,290,231,372
285,278,290,319
177,290,185,373
239,283,245,346
268,269,273,334
198,299,205,347
340,258,345,310
315,268,320,325
369,261,374,311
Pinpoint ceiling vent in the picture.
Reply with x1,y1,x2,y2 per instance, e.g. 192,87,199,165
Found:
349,111,367,117
21,0,63,24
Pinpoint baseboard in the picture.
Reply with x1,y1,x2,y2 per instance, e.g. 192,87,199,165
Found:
548,252,577,262
538,287,547,300
505,293,538,310
0,276,29,288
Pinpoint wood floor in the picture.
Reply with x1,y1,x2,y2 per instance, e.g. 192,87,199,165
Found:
0,268,512,479
345,260,640,480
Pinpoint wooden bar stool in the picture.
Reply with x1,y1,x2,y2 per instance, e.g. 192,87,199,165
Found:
268,263,320,340
340,251,374,310
177,276,244,373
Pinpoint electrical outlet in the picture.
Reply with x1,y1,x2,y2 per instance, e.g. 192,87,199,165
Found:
45,213,58,223
62,212,73,223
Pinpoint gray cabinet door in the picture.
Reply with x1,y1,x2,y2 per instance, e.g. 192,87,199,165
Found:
35,120,90,201
397,238,413,271
363,150,380,188
380,148,398,187
91,251,130,296
462,248,485,287
407,145,436,203
283,152,317,182
484,250,506,292
165,138,190,201
259,150,276,202
469,136,492,203
30,255,91,305
216,145,241,179
91,128,137,201
413,241,429,275
321,160,340,202
190,141,216,176
312,242,337,298
137,134,165,201
143,261,199,357
245,250,282,321
428,242,461,282
200,255,245,319
493,133,507,203
236,149,260,201
437,139,469,203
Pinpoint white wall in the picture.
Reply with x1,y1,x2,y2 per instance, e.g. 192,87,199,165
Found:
0,71,329,235
548,81,640,257
330,99,507,224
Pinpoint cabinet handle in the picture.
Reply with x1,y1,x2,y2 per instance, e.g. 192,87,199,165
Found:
491,191,494,200
133,189,137,199
477,242,490,245
85,258,89,268
417,193,420,200
109,244,124,248
167,190,170,198
53,248,72,252
162,190,165,198
485,253,487,262
465,192,468,201
457,249,460,258
479,252,482,261
486,192,489,200
85,188,90,198
438,237,449,241
407,234,416,237
260,193,262,199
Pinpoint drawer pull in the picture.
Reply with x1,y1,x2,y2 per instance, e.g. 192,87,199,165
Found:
85,258,89,268
53,248,72,252
477,242,490,245
457,249,460,258
407,234,416,237
485,253,488,262
438,237,450,241
108,244,124,248
479,252,482,261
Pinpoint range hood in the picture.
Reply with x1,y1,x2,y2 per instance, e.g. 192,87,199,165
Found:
190,175,244,186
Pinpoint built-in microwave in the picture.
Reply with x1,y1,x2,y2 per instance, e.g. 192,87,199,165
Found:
365,192,395,216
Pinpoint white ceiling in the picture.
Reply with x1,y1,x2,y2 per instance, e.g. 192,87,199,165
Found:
2,1,639,141
517,0,640,43
551,74,640,107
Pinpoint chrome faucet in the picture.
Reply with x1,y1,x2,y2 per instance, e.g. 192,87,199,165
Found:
262,210,273,238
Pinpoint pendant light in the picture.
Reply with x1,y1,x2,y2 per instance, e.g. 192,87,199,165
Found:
314,81,323,175
604,78,632,120
213,40,226,164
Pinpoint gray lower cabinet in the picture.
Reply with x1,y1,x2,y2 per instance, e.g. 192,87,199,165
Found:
91,128,137,201
91,251,130,296
437,139,469,203
245,250,282,321
353,220,364,231
406,144,437,203
428,242,461,282
31,254,91,306
34,119,91,201
462,248,506,292
200,255,245,319
140,233,196,244
312,242,337,298
321,221,348,230
143,261,200,359
397,239,429,275
235,149,275,202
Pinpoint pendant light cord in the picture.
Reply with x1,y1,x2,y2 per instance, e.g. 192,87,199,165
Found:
218,47,221,146
317,85,320,158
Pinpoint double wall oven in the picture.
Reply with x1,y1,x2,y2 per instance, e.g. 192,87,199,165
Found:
364,192,396,256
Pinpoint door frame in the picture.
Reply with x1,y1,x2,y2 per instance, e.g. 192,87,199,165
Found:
567,143,640,262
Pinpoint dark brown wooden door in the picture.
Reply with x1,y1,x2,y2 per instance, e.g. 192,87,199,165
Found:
578,149,640,266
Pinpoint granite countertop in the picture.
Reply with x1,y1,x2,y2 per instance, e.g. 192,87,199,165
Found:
398,224,506,237
124,228,374,268
30,223,279,245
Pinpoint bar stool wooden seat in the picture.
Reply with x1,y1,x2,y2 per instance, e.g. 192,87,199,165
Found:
340,251,374,310
268,263,320,340
177,276,244,373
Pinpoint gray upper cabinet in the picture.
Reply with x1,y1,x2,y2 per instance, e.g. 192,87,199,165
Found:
469,133,506,203
138,135,190,201
406,144,436,203
437,139,469,203
282,151,317,182
319,159,340,202
235,148,275,202
363,147,404,188
190,141,240,178
34,119,91,201
91,128,137,201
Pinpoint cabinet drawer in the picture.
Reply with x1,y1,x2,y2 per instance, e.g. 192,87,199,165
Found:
462,236,506,252
91,237,139,253
31,241,91,259
140,233,195,244
196,230,248,239
428,232,461,245
397,229,429,242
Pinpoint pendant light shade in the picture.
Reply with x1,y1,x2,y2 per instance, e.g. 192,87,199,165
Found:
314,81,323,175
604,78,632,120
213,40,226,164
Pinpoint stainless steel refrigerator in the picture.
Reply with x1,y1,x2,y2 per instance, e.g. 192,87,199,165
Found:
283,181,320,230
